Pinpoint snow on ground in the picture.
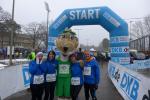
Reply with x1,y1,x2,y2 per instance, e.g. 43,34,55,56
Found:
0,59,30,65
0,63,7,70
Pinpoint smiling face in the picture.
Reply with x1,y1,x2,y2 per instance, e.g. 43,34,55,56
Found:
84,51,91,60
56,29,79,55
38,54,43,61
48,52,55,60
70,54,77,63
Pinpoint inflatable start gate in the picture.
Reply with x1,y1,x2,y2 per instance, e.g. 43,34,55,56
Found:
48,6,130,65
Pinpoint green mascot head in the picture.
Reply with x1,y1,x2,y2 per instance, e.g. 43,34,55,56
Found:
56,29,79,55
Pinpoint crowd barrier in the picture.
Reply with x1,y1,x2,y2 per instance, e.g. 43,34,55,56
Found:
108,61,150,100
126,59,150,70
0,60,150,100
0,64,29,99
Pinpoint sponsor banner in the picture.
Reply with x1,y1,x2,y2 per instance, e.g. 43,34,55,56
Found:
111,53,129,58
48,46,57,51
111,57,130,65
48,37,56,43
110,42,129,47
48,42,55,46
103,12,120,27
110,36,129,43
125,59,150,70
22,66,30,87
53,14,68,29
108,61,150,100
110,46,129,53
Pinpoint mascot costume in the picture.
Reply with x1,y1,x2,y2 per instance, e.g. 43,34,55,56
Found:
55,29,79,100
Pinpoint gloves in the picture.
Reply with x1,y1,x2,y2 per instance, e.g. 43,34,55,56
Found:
94,84,98,90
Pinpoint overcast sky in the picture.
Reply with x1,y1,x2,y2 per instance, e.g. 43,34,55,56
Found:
0,0,150,46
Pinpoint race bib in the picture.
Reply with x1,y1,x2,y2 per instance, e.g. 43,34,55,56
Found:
59,64,70,74
84,67,91,75
33,75,44,84
46,74,56,82
71,77,80,85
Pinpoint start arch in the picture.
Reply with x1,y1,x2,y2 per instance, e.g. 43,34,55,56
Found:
48,6,130,65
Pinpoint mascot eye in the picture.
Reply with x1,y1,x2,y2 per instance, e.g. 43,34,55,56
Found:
70,36,74,40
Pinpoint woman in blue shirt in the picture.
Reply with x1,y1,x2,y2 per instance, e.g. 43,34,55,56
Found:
83,50,100,100
69,53,84,100
29,52,45,100
44,50,58,100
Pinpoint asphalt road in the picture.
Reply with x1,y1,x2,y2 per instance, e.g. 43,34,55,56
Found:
5,61,123,100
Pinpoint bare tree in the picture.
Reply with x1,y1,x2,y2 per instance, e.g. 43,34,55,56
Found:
0,6,11,21
131,15,150,50
24,22,47,49
144,15,150,50
0,6,21,48
144,15,150,35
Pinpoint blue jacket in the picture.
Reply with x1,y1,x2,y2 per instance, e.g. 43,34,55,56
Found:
71,62,84,85
43,59,58,82
84,59,100,85
29,60,45,84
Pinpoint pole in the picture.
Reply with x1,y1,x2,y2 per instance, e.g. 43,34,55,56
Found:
44,2,50,52
86,38,89,50
74,28,83,47
46,10,49,51
9,0,15,65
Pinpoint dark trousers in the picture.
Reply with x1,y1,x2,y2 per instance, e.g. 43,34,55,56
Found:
44,82,56,100
84,83,97,100
30,84,44,100
71,85,82,100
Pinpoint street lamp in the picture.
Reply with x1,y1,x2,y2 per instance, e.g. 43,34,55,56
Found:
9,0,15,65
44,2,50,51
86,38,89,50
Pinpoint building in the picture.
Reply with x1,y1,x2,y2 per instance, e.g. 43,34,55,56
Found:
0,33,33,49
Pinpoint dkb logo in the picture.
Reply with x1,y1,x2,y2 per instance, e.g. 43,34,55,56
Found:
120,72,140,100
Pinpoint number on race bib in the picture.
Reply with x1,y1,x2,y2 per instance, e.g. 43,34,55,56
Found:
46,74,56,82
71,77,80,85
84,67,91,75
33,75,44,84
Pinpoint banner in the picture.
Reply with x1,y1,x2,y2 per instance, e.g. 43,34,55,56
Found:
123,59,150,70
108,61,150,100
0,64,29,99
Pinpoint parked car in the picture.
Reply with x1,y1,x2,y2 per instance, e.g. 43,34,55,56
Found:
130,49,146,63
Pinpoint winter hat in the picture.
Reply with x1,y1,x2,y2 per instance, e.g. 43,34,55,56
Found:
36,52,43,57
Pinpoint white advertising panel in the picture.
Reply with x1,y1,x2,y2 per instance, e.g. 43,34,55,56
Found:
108,61,150,100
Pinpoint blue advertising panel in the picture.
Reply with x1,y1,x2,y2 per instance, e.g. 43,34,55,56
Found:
22,66,30,87
48,6,129,65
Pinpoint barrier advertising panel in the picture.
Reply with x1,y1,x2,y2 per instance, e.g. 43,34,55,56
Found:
108,61,150,100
